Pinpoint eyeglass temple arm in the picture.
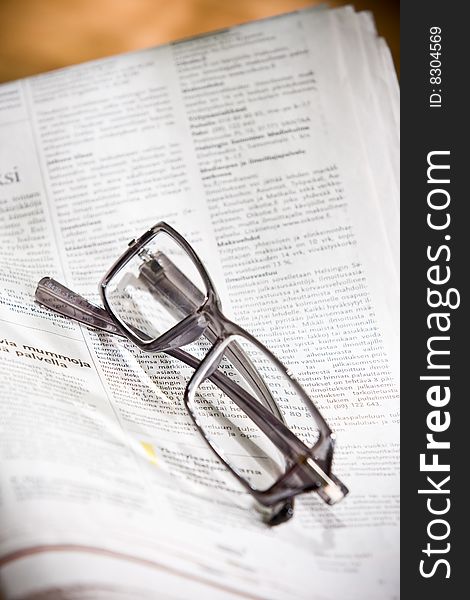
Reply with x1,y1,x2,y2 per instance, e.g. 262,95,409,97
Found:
35,277,301,460
134,254,343,499
34,276,293,449
35,278,345,503
138,254,347,501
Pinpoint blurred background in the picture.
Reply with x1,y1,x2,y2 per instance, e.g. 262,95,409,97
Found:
0,0,399,84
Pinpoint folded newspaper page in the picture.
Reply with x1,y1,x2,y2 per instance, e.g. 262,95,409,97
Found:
0,6,399,599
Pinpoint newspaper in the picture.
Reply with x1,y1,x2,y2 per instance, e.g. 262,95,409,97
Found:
0,7,399,599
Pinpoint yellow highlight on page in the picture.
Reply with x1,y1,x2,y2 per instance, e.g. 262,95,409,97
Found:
140,441,158,465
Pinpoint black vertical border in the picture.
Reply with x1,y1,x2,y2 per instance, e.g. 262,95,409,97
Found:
401,1,466,597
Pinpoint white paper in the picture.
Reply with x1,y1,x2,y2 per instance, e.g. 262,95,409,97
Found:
0,7,399,599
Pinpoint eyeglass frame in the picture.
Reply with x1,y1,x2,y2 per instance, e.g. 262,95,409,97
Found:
35,221,348,525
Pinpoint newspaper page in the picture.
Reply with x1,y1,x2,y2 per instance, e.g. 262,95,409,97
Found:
0,8,399,600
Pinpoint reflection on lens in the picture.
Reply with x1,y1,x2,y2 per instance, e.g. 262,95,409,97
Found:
105,231,207,342
188,335,321,491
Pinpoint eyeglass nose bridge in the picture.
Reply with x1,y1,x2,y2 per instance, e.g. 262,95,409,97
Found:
167,323,207,350
183,308,249,381
150,311,210,352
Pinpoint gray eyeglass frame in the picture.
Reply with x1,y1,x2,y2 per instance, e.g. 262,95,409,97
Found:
35,221,348,525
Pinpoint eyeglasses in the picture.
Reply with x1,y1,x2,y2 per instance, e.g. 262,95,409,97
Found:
35,222,348,525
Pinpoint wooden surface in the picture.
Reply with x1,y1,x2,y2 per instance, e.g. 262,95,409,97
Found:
0,0,399,84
